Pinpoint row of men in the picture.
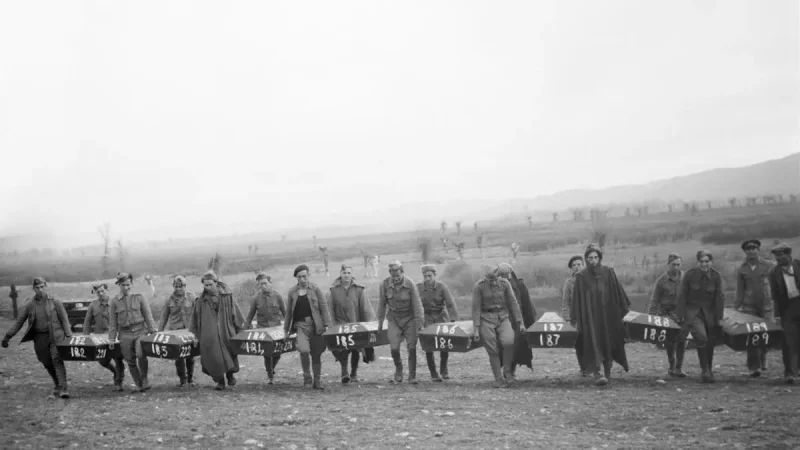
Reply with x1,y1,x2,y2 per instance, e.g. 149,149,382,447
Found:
3,241,799,397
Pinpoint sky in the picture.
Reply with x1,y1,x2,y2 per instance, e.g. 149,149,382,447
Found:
1,0,798,247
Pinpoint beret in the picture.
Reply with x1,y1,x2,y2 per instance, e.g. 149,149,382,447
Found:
770,242,792,254
32,276,47,287
201,270,218,282
91,283,108,293
420,264,436,274
567,255,583,268
667,253,681,264
741,239,761,250
293,265,310,277
255,272,270,282
115,272,133,285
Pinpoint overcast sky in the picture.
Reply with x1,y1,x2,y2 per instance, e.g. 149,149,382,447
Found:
1,0,797,244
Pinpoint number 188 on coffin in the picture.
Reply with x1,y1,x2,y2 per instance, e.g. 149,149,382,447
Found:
231,326,298,357
140,330,200,359
56,334,121,361
323,321,389,351
623,311,681,344
525,313,577,348
419,321,483,352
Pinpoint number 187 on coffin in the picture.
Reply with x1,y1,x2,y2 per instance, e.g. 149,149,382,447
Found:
524,313,578,349
418,321,483,352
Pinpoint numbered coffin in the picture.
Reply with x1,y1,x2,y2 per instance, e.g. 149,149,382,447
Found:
721,308,783,351
323,321,389,351
624,311,682,345
56,334,122,361
418,320,483,353
140,330,200,360
231,326,298,357
524,312,578,349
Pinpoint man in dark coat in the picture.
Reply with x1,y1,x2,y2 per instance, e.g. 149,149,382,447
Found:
496,263,537,379
735,239,775,377
768,243,800,384
571,244,631,386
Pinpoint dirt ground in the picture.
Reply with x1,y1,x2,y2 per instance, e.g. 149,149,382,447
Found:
0,318,798,449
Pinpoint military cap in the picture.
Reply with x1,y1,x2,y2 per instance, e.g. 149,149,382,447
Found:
667,253,681,264
255,272,270,282
741,239,761,251
696,250,713,261
201,270,218,282
173,275,187,286
567,255,584,268
340,264,353,272
420,264,436,274
91,283,108,293
496,262,513,274
388,260,403,269
115,272,133,285
293,264,310,277
770,242,792,254
32,276,47,288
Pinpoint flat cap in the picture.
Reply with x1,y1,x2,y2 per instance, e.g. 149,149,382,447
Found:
741,239,761,250
32,276,47,287
568,255,584,268
770,242,792,254
420,264,436,274
667,253,681,264
293,264,310,277
115,272,133,285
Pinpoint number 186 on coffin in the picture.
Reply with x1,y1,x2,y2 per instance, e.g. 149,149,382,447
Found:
140,330,200,360
524,313,578,348
623,311,681,344
231,326,298,357
418,321,483,352
322,321,389,351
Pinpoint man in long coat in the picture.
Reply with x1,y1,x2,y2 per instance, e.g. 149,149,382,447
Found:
189,270,245,390
328,264,375,383
496,263,537,380
571,244,631,386
768,243,800,384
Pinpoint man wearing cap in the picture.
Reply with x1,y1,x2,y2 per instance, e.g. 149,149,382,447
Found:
189,270,245,390
768,243,800,384
676,250,725,383
285,264,331,389
648,253,686,377
1,277,72,398
84,283,126,391
417,264,458,382
496,262,537,380
328,264,374,384
158,276,197,388
735,239,776,377
571,245,631,386
244,272,286,384
108,272,157,392
471,265,524,388
377,260,424,384
562,255,586,376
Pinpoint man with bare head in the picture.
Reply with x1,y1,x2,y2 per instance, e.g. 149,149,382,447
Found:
285,264,331,389
649,253,686,377
377,260,424,384
562,255,585,376
328,264,375,383
244,272,286,384
158,275,197,387
84,283,126,391
734,239,775,377
417,264,458,382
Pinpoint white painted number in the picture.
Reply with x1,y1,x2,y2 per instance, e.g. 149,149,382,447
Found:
436,325,457,335
538,334,561,347
434,337,454,350
747,332,769,347
150,343,169,358
70,347,86,358
70,336,86,346
96,348,106,359
338,325,360,334
336,335,355,348
179,346,191,358
745,322,768,333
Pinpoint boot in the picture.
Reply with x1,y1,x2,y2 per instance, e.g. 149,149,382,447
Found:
698,348,712,383
706,345,716,383
128,363,144,392
269,355,280,384
391,350,403,383
440,352,449,380
408,349,418,384
489,354,506,388
340,358,350,384
186,358,196,387
603,361,612,380
349,352,359,383
139,357,151,391
45,365,59,394
215,377,226,390
226,372,236,387
594,371,608,386
673,342,686,377
501,345,516,384
426,352,441,382
312,363,324,390
760,349,768,371
300,353,312,388
666,344,676,376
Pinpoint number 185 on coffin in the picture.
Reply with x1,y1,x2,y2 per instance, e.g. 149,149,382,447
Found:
418,321,483,352
524,313,578,348
140,330,200,360
56,334,121,361
322,321,389,351
231,326,298,357
623,311,681,345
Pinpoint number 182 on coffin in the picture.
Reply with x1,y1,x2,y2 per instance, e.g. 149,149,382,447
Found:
322,321,389,351
525,313,578,348
418,321,483,352
56,334,121,361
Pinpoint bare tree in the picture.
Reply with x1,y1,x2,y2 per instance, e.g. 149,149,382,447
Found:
312,235,317,249
790,194,798,204
526,215,533,230
706,200,712,210
417,238,432,264
455,221,462,236
728,197,737,208
319,246,329,276
667,204,674,213
248,244,253,255
97,222,111,277
745,196,758,207
552,212,558,223
454,242,465,260
208,252,223,275
116,239,126,272
625,207,631,217
635,206,643,217
473,222,478,232
476,235,483,258
440,221,447,234
281,234,286,242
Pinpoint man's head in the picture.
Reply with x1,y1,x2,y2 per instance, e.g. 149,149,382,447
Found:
339,265,353,284
568,256,584,273
771,243,793,266
115,272,133,295
32,277,48,297
294,265,310,288
173,275,187,296
496,263,513,280
421,264,436,283
584,245,602,267
92,283,109,301
255,272,272,292
201,270,218,294
388,260,404,283
667,253,682,275
741,239,761,261
696,250,713,272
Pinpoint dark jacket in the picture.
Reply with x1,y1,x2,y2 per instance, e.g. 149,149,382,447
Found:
328,277,375,324
768,259,800,319
285,282,331,335
4,294,72,344
676,268,725,326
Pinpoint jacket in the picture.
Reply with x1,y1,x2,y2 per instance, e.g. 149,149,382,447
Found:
328,277,375,325
676,267,725,326
471,276,522,328
377,276,424,329
284,282,331,336
734,258,775,319
244,289,286,328
416,280,458,324
768,259,800,319
158,292,197,331
83,298,112,334
3,294,72,344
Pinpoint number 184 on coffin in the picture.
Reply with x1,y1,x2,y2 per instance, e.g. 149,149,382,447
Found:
623,311,681,344
140,330,200,360
322,321,389,351
56,334,121,361
525,313,578,348
231,326,298,357
418,320,483,352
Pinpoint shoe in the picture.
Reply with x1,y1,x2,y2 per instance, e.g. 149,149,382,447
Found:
431,375,443,382
595,376,608,386
341,375,350,384
786,375,795,385
349,374,359,383
441,373,450,380
187,381,197,387
226,375,236,387
749,370,761,378
313,379,324,390
113,383,125,392
267,378,274,385
215,382,225,390
59,390,70,399
303,375,313,388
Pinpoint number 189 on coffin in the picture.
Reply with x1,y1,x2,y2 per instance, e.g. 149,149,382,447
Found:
140,330,200,360
525,313,578,349
322,321,389,351
623,311,681,345
721,308,783,351
419,321,483,352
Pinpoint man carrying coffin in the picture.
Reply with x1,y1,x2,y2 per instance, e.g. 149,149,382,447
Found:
157,275,197,387
285,264,331,390
84,283,126,391
676,250,725,383
328,264,375,384
108,272,157,393
571,244,631,386
648,253,686,378
496,262,537,380
244,272,286,384
189,270,246,390
768,243,800,384
417,264,458,382
377,260,424,384
734,239,776,377
562,255,586,376
2,277,72,398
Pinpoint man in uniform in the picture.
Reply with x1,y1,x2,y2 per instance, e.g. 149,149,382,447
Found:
648,253,686,377
496,263,537,380
768,243,800,384
9,284,19,319
108,272,157,393
84,283,126,391
417,264,458,382
472,265,524,388
562,255,585,376
676,250,725,383
734,239,775,377
377,260,424,384
243,272,286,384
157,275,197,387
285,264,331,389
328,264,375,384
2,277,72,398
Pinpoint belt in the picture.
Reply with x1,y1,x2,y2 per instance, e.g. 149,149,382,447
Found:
120,322,146,333
296,316,313,323
482,306,505,313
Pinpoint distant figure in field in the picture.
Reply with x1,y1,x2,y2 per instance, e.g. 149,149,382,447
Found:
767,243,800,384
365,255,380,278
734,239,775,378
319,246,330,277
9,284,19,319
510,243,520,263
648,253,686,378
562,256,586,376
143,275,155,297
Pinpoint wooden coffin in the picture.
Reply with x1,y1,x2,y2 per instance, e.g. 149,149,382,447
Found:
56,334,122,361
418,320,483,353
323,321,389,351
721,308,783,351
140,330,200,360
231,326,299,358
624,311,682,345
524,312,578,349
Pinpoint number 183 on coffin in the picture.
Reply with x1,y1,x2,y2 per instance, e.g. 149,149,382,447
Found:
231,326,298,357
140,330,200,359
623,311,681,344
56,334,121,361
419,320,483,352
525,313,578,348
322,321,389,351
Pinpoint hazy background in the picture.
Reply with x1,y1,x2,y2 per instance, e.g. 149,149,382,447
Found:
1,0,798,249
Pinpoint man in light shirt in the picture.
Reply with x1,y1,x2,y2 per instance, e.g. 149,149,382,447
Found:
768,243,800,384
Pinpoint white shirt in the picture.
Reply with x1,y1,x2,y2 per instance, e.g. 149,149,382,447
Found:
784,267,799,299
